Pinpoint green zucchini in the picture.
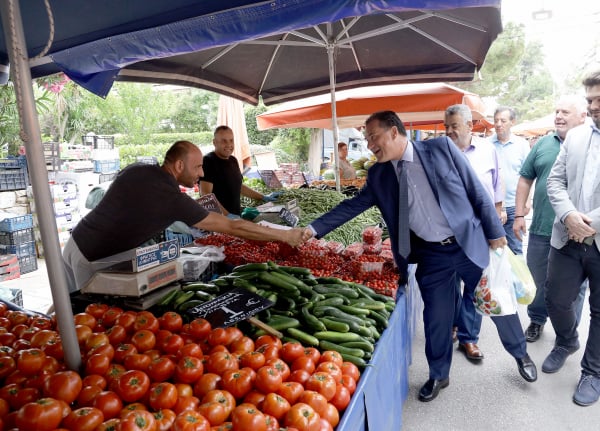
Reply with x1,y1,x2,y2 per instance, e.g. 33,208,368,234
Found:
265,315,301,331
172,291,195,307
337,304,370,316
286,328,319,347
369,310,389,329
193,290,215,301
278,265,312,276
177,299,206,311
313,331,363,343
348,298,387,311
301,305,327,332
232,262,269,272
318,340,365,358
319,317,350,333
312,284,360,298
181,282,220,293
340,340,375,353
340,352,368,368
314,297,345,307
157,288,180,306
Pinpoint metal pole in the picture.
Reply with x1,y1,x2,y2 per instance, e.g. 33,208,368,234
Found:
327,43,341,193
0,0,81,371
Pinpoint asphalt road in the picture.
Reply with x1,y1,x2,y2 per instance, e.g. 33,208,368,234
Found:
402,294,599,430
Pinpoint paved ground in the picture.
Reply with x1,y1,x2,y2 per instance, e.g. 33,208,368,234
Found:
402,295,599,430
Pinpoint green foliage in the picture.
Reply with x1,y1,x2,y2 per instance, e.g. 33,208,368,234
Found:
245,102,278,146
169,89,218,132
270,128,311,165
454,22,554,121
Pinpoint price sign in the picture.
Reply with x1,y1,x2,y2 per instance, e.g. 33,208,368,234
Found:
196,193,222,214
185,287,274,328
278,208,299,227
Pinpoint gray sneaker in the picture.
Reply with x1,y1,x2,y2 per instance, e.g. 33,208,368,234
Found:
541,344,579,373
573,373,600,406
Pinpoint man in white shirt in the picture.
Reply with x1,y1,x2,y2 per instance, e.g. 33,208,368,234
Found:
489,107,530,254
445,104,503,362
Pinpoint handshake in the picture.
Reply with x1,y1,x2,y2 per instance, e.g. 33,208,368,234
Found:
282,226,315,247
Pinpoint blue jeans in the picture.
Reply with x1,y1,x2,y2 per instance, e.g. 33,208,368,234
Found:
546,242,600,375
526,233,587,326
503,206,522,255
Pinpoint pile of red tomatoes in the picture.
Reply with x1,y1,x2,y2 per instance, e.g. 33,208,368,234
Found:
0,301,359,431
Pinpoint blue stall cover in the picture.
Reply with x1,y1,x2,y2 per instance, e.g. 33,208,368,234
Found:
0,0,501,103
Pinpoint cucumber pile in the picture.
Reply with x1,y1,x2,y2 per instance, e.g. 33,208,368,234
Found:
159,261,396,369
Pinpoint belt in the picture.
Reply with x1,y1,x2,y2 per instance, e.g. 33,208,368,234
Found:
411,233,457,247
425,236,456,246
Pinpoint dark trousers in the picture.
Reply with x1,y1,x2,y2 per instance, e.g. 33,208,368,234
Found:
526,233,586,325
453,272,483,343
547,242,600,376
412,238,527,380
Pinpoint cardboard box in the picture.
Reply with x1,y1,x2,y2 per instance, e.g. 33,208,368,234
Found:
82,260,183,296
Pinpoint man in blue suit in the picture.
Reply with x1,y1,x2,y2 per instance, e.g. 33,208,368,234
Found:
303,111,537,402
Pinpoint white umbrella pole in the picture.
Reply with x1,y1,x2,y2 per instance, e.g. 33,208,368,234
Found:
327,43,341,193
0,0,81,371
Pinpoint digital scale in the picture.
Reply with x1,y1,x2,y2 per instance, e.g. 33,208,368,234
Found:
81,239,184,301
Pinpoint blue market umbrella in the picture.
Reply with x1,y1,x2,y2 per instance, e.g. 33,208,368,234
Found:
0,0,502,371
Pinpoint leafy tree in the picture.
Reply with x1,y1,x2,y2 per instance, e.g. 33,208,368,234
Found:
245,102,278,146
454,22,554,121
169,88,218,132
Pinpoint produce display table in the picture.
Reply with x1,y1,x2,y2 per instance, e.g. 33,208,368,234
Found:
337,265,421,430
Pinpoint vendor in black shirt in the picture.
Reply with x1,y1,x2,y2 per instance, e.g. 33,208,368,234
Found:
200,126,277,215
63,140,304,293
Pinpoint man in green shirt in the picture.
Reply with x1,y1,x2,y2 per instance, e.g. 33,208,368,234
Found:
513,95,589,342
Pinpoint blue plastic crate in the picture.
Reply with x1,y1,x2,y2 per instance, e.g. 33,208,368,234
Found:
0,167,28,191
0,241,36,258
93,159,120,173
0,214,34,232
18,255,38,274
0,156,27,169
0,228,34,246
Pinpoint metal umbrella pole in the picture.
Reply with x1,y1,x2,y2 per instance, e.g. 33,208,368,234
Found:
0,0,81,372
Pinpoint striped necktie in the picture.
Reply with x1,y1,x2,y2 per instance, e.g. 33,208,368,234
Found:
398,161,410,258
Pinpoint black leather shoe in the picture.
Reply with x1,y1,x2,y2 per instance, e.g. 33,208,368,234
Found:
516,354,537,382
418,378,449,402
525,322,544,342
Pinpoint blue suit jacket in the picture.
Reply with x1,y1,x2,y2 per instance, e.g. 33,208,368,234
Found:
311,137,505,281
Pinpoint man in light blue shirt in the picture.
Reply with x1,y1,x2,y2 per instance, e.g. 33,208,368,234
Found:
445,104,504,362
490,106,530,254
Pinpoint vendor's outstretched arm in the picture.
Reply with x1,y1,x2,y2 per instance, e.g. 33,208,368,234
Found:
194,212,304,247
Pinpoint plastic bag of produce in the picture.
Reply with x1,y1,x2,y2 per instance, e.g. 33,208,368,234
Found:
473,248,518,316
506,249,536,305
362,225,383,244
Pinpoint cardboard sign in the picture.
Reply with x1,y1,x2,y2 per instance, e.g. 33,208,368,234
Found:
258,170,283,189
196,193,223,214
185,287,274,327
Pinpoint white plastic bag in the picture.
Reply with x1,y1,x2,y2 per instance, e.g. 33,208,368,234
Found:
473,248,518,316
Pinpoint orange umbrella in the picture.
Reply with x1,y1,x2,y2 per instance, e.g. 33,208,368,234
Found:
256,83,489,131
